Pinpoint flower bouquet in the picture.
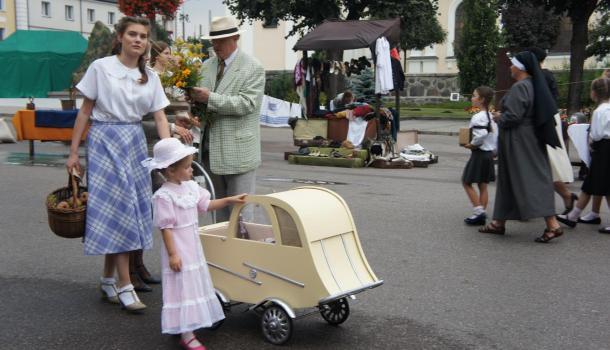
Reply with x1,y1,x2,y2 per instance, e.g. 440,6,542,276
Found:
159,39,207,122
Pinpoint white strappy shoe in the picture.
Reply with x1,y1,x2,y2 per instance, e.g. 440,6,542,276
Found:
117,284,147,312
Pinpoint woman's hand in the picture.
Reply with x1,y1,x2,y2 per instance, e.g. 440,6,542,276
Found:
169,253,182,272
66,153,82,176
463,143,474,149
174,125,193,144
492,111,501,122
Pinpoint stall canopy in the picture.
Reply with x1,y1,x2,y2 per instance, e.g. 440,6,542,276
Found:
0,30,87,98
293,18,400,51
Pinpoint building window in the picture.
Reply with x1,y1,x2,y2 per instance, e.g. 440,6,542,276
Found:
262,18,279,28
65,5,74,21
41,1,51,17
87,9,95,23
0,28,4,41
549,17,572,54
0,0,4,11
108,12,115,25
453,2,465,54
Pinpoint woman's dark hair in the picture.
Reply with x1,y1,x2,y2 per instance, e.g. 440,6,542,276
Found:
150,41,170,68
591,77,610,103
111,16,150,84
475,85,495,131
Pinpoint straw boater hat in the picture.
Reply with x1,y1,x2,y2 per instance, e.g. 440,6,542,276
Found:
202,16,244,40
141,138,197,171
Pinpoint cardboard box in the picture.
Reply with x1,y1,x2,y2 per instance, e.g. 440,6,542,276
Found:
458,127,471,146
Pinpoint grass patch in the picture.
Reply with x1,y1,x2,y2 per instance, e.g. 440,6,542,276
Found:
399,107,470,119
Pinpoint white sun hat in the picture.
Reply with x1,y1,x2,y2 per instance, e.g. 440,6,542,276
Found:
141,138,197,172
202,16,244,40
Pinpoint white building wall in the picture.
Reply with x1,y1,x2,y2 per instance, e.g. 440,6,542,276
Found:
21,0,122,36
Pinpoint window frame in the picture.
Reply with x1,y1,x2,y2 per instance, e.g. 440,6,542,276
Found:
87,8,95,23
0,28,5,41
41,1,51,17
65,5,74,21
0,0,5,11
108,11,115,25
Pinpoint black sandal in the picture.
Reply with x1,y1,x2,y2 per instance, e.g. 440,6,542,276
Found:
479,222,505,235
535,227,564,243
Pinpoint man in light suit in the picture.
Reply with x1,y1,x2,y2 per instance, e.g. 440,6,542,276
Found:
190,16,265,221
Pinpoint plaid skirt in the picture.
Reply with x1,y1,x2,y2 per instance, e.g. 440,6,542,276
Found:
84,121,153,255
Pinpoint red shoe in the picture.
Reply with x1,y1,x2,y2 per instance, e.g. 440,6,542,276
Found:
179,337,206,350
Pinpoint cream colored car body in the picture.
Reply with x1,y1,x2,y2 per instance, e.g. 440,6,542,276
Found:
199,186,383,311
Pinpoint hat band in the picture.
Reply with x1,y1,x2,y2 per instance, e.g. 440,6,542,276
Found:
210,27,239,37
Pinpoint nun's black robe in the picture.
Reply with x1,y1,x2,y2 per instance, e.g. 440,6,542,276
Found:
493,77,555,220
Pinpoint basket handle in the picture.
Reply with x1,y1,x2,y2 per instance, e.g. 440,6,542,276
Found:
69,170,81,209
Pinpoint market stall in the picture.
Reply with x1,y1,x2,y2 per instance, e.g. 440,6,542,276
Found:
288,18,424,168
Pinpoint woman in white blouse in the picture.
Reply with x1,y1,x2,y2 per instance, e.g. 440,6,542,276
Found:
66,16,171,312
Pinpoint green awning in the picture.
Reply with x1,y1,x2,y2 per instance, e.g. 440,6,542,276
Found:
0,30,88,98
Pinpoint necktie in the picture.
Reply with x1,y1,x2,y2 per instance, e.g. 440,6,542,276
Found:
215,59,225,90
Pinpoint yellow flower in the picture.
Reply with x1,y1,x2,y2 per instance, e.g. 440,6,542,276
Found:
182,68,191,76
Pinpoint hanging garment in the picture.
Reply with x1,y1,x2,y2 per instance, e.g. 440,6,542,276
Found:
391,57,405,91
375,37,394,94
347,116,368,148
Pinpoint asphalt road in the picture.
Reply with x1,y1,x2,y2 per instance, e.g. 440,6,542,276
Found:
1,128,609,350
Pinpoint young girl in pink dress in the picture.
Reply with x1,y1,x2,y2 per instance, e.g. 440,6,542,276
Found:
142,138,246,350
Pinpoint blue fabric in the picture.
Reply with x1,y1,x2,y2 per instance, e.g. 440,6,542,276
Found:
84,121,153,255
35,109,79,128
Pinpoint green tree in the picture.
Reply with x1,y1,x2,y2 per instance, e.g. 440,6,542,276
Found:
499,1,561,51
500,0,610,113
223,0,446,51
456,0,500,94
72,21,113,88
587,3,610,61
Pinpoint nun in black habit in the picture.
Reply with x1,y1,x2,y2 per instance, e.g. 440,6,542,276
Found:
479,51,564,243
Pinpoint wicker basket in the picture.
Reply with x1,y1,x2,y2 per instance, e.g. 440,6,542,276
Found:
46,174,87,239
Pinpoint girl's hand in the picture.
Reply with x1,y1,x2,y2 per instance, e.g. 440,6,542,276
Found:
169,254,182,272
463,143,473,149
66,153,82,176
227,193,247,204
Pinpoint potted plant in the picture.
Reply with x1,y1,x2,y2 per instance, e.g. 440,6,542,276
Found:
61,85,77,110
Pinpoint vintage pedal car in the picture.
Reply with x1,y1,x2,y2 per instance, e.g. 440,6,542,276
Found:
199,186,383,345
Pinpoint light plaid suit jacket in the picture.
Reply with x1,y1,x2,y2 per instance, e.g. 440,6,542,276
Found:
201,50,265,175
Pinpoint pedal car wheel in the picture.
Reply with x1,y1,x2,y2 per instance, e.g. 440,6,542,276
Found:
261,304,293,345
320,297,350,325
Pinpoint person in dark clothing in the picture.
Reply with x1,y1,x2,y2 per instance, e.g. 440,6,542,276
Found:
528,47,559,102
528,47,578,214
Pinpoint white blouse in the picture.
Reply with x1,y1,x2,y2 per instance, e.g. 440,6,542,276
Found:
76,55,170,122
591,102,610,141
469,111,498,152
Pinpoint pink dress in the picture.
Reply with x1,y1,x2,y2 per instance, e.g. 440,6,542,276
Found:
152,180,225,334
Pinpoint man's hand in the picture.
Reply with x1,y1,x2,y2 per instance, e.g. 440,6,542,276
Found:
189,87,210,103
492,111,501,122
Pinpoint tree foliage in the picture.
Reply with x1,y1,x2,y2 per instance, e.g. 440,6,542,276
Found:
456,0,500,94
498,1,561,51
587,3,610,61
223,0,446,50
73,21,113,86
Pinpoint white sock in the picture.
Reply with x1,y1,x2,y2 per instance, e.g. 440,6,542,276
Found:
567,207,582,222
473,206,485,215
117,284,139,305
100,277,117,297
580,212,600,221
181,332,202,347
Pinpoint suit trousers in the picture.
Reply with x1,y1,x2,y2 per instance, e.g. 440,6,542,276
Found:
203,152,256,222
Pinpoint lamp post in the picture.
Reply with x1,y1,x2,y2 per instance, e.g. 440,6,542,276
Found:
179,12,190,40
